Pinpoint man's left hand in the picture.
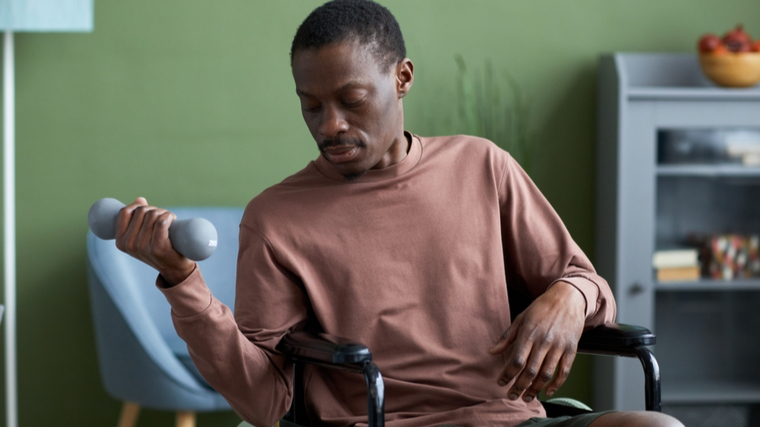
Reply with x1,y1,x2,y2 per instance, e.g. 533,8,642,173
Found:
489,281,586,402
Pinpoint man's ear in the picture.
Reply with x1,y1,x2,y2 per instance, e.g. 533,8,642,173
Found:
396,58,414,98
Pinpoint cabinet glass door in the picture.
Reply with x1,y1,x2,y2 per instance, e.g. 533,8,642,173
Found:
654,127,760,408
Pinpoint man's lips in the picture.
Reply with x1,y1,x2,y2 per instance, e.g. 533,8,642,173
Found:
322,145,359,163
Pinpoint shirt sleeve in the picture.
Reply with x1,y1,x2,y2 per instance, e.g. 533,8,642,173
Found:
158,224,309,426
498,154,616,327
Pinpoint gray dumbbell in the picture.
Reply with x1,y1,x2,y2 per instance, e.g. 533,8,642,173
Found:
88,198,218,261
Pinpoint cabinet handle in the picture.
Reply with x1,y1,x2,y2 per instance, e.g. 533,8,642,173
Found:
629,282,646,295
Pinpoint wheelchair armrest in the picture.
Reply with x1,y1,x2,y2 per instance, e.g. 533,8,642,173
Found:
578,323,661,411
276,331,373,370
276,331,384,427
578,323,655,355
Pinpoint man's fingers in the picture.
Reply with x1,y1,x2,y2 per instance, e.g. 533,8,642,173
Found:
496,324,535,388
127,205,153,253
109,199,193,285
545,351,576,397
522,348,564,401
115,198,150,244
149,211,176,253
116,204,144,252
117,202,165,258
137,207,164,253
493,314,579,402
492,281,586,402
504,340,551,401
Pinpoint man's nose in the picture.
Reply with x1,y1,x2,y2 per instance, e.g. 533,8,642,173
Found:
318,105,349,138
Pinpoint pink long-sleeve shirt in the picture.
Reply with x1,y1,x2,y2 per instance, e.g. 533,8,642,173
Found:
160,134,616,427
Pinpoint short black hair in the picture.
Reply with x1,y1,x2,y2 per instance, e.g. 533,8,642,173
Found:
290,0,406,70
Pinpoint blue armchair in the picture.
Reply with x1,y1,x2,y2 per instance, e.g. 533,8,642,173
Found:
87,206,244,427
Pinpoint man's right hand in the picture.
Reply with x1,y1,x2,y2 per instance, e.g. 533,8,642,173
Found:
115,197,196,286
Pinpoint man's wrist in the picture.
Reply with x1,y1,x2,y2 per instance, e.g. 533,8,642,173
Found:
550,280,588,317
159,263,197,288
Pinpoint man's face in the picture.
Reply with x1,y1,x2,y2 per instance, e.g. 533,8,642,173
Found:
292,41,413,179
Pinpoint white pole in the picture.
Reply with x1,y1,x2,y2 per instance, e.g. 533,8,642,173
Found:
3,30,18,427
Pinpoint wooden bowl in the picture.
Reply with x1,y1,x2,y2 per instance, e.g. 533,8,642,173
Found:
699,52,760,88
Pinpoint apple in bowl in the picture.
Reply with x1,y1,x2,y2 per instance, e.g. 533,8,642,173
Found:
698,25,760,88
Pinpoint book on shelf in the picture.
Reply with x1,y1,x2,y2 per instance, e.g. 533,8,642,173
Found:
653,248,701,282
656,266,701,282
652,248,699,269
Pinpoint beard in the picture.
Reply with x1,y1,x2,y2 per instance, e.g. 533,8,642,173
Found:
317,136,366,152
318,137,369,181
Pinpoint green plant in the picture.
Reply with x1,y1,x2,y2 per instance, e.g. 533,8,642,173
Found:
453,55,533,172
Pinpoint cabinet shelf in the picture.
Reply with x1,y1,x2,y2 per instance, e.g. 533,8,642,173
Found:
663,379,760,404
656,278,760,291
657,164,760,177
629,87,760,101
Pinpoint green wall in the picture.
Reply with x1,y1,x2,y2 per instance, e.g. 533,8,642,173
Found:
0,0,757,425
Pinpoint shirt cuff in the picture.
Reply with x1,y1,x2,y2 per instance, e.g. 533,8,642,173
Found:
549,276,600,319
156,265,213,318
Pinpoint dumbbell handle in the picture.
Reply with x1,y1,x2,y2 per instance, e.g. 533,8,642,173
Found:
88,198,218,261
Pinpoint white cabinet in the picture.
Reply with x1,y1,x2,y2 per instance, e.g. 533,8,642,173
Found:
595,53,760,424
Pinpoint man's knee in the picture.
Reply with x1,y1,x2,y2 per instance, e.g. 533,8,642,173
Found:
591,411,684,427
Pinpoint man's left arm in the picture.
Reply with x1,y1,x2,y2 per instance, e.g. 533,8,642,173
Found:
491,154,616,403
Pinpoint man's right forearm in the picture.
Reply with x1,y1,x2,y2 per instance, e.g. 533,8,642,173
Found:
159,269,293,426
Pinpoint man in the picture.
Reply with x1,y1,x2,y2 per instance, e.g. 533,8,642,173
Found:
116,1,682,426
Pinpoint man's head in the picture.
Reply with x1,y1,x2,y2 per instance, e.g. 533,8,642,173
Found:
290,0,413,181
290,0,406,71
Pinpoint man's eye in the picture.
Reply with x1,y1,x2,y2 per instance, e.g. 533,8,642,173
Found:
303,105,321,113
343,98,364,108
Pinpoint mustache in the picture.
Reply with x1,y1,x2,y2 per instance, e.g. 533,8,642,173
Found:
318,137,366,152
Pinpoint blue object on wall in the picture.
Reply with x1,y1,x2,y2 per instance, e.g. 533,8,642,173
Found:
0,0,93,31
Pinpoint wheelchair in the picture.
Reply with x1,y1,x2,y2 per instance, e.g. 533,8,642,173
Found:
274,322,660,427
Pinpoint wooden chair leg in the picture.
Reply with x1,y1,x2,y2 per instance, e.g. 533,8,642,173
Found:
117,402,140,427
176,411,196,427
